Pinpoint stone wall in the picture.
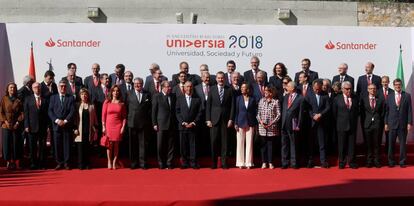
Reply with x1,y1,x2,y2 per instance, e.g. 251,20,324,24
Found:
358,2,414,27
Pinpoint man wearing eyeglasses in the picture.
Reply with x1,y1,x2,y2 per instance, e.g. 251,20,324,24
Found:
294,58,318,86
332,81,359,169
243,56,268,85
48,80,75,170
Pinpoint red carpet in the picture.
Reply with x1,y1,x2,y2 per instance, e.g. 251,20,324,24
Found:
1,166,414,206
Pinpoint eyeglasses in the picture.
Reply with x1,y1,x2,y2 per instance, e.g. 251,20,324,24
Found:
283,82,289,84
59,85,66,88
344,88,352,90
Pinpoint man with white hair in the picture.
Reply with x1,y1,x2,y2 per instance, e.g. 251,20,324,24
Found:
332,81,359,169
332,63,354,92
18,75,34,102
243,56,268,85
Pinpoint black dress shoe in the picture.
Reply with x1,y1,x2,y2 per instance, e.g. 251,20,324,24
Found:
281,165,288,169
55,164,63,170
374,162,382,168
339,164,345,169
181,164,189,169
167,165,174,170
222,164,229,169
64,164,71,170
350,163,358,169
130,163,138,169
291,165,299,169
366,162,373,168
211,164,217,169
159,165,166,170
388,163,395,168
192,164,200,169
141,165,148,170
400,164,407,168
322,162,329,168
306,161,314,168
30,164,37,170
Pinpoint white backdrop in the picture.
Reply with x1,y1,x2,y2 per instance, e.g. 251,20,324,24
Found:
4,24,412,88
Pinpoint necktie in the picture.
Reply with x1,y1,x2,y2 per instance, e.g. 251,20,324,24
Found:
253,71,256,81
346,97,351,109
104,87,108,97
187,96,191,108
229,74,232,85
137,92,141,103
288,94,293,108
156,81,160,93
302,85,307,96
116,77,120,85
60,95,65,106
71,83,75,93
383,89,388,100
36,97,41,109
219,86,224,103
181,85,185,94
370,98,375,109
396,93,401,107
260,85,265,97
93,76,98,87
127,84,131,91
316,94,320,107
367,75,372,85
340,76,344,83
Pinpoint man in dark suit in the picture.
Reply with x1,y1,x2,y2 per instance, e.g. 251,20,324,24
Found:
63,70,82,101
385,78,412,168
144,68,164,97
322,79,336,155
172,71,187,98
119,71,134,102
93,73,110,146
294,58,319,85
297,72,313,97
61,63,83,87
24,82,48,169
172,61,196,87
206,71,235,169
356,62,382,98
127,77,151,169
360,84,385,168
176,81,202,169
152,80,177,169
378,76,394,152
332,81,359,169
194,71,212,156
305,80,330,168
109,63,125,86
48,80,75,170
251,71,268,103
40,70,58,157
281,81,303,169
224,60,244,87
83,63,101,101
144,63,168,89
18,75,34,102
332,63,355,92
243,56,268,85
229,72,242,97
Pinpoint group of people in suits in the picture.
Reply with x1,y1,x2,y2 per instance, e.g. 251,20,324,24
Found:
0,57,412,171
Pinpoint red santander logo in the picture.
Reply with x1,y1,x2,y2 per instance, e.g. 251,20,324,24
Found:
325,40,377,50
45,38,56,47
44,37,101,48
325,41,335,50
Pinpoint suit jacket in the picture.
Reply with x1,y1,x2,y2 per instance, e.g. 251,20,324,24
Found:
231,84,242,98
356,74,381,97
17,86,33,102
234,95,258,128
224,72,244,86
297,83,313,97
171,73,196,87
194,83,210,109
176,95,203,131
332,74,355,92
385,91,413,130
269,76,284,92
109,73,125,86
360,95,385,129
251,82,267,103
294,70,319,85
332,94,359,132
40,81,58,101
193,74,217,86
144,78,162,97
24,95,48,133
48,94,75,131
243,69,268,85
305,92,330,127
84,75,100,90
281,93,303,131
126,90,152,128
62,76,83,87
206,85,235,125
172,84,186,98
64,80,82,101
144,75,168,89
119,83,133,102
152,92,177,130
378,87,394,103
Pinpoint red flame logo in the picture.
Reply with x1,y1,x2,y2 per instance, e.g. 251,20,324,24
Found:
325,41,335,50
45,38,56,47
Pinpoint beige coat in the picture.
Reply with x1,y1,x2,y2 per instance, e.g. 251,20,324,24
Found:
74,103,98,142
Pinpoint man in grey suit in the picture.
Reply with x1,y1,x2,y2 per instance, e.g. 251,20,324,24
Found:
281,81,303,169
127,77,151,169
152,81,177,169
206,71,235,169
385,78,412,168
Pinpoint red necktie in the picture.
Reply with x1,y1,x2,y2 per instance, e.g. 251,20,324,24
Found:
71,83,75,93
104,88,108,96
93,76,99,87
155,81,160,93
367,75,372,85
383,89,388,100
396,93,401,107
288,94,293,108
260,85,265,97
36,97,41,109
346,97,351,109
370,98,375,110
302,85,307,96
181,85,185,94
